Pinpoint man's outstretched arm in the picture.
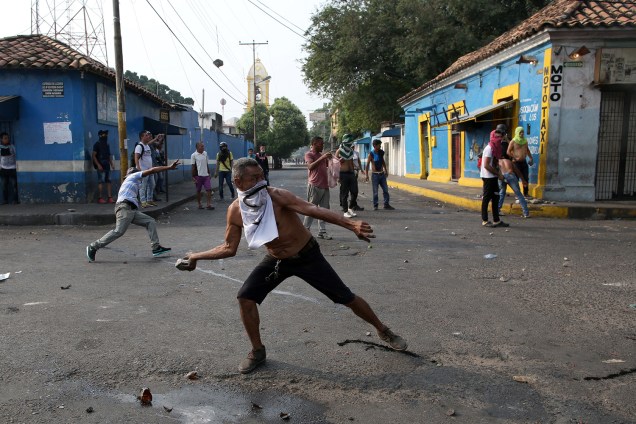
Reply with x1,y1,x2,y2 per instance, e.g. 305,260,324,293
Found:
271,188,374,242
178,206,243,271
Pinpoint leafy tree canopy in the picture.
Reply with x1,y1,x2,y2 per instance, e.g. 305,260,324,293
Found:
236,98,309,160
124,71,195,105
302,0,550,133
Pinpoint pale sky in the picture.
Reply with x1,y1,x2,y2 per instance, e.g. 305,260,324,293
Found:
0,0,328,122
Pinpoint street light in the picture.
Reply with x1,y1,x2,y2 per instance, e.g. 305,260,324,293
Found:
253,75,271,146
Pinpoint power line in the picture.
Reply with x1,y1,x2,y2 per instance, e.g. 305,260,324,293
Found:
144,0,244,106
246,0,308,40
166,0,246,101
253,0,307,34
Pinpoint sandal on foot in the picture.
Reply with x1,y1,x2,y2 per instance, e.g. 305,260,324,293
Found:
206,205,215,210
492,221,509,228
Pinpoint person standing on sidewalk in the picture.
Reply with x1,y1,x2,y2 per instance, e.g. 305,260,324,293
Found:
303,136,333,239
507,126,533,197
92,130,115,204
481,130,509,227
134,130,161,208
0,132,18,204
86,160,180,262
365,139,394,210
176,158,407,374
191,142,214,210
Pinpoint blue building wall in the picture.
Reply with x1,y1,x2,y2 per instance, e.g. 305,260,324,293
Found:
402,42,549,187
0,68,247,203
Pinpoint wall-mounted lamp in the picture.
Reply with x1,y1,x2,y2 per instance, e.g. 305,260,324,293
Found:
213,59,224,68
568,45,590,60
454,83,468,90
516,55,538,65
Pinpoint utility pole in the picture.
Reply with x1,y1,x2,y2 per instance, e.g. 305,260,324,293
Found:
112,0,128,182
239,40,268,146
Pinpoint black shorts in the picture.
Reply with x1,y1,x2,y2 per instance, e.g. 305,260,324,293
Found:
237,237,355,305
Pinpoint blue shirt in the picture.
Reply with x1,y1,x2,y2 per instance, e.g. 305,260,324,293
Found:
116,172,143,207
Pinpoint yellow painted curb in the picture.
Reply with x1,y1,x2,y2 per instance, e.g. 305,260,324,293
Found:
388,181,571,219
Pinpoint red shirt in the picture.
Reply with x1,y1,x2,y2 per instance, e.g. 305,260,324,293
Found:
305,149,329,189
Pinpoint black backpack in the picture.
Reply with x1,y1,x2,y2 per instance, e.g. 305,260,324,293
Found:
130,142,143,166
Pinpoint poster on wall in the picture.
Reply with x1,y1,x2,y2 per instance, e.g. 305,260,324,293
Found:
596,48,636,84
43,122,72,144
97,82,118,125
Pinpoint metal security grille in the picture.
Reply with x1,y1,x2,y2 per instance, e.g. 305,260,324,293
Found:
595,90,636,200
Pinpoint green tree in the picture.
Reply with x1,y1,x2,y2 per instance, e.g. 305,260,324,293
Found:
302,0,550,131
236,99,309,168
268,97,309,162
236,103,270,143
123,71,194,105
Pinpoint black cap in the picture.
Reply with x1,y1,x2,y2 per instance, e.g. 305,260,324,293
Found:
496,124,507,133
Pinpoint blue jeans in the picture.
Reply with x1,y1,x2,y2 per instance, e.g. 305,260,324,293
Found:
218,171,234,199
371,172,390,207
140,174,155,202
498,173,529,216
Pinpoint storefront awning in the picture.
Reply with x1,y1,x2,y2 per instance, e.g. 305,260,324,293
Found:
381,127,401,137
355,136,371,145
0,95,20,120
143,117,187,136
455,99,517,125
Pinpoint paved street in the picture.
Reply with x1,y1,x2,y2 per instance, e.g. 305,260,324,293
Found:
0,167,635,423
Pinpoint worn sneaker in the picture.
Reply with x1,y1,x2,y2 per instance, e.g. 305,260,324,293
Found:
373,206,379,210
383,204,395,210
492,221,510,228
238,346,266,374
86,245,97,262
482,221,493,227
347,208,357,217
152,245,172,257
343,211,354,218
317,232,332,240
378,328,407,351
352,205,365,211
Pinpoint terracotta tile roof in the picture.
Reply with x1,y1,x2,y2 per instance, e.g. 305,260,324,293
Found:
0,34,169,106
399,0,636,105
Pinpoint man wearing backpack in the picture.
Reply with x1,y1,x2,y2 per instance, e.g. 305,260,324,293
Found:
86,160,180,262
134,130,163,207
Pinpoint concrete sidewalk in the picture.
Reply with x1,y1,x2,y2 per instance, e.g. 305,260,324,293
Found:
388,175,636,220
0,181,197,226
1,172,635,226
